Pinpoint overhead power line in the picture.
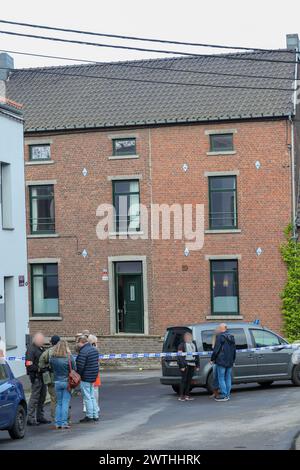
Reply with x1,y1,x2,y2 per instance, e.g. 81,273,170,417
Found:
0,18,290,53
1,48,295,82
2,62,296,92
0,29,298,64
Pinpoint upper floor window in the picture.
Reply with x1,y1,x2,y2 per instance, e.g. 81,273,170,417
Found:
29,185,55,234
208,176,237,229
209,133,233,152
29,144,51,161
113,138,136,156
113,180,140,232
0,162,13,229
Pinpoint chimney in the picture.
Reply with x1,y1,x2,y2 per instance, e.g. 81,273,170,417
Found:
286,34,299,50
0,53,14,98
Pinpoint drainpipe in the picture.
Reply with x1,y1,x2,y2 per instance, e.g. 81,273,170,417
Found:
289,43,299,241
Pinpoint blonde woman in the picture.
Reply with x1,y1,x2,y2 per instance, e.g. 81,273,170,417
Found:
50,340,76,430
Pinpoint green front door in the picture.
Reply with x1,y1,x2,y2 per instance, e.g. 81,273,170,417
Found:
116,273,144,333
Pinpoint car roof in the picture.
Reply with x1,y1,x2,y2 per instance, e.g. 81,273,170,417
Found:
167,322,266,330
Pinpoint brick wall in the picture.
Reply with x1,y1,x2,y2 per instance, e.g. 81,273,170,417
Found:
25,118,291,347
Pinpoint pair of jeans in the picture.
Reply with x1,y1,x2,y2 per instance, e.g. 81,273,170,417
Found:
179,365,195,397
54,380,71,427
216,365,232,398
80,381,99,418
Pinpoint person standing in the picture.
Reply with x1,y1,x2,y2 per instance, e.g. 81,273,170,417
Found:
177,331,200,402
76,335,99,422
211,323,236,402
86,334,101,417
209,327,221,399
39,335,61,421
50,340,75,430
25,332,51,425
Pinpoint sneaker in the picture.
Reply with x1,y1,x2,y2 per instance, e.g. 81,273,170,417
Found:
93,417,100,422
55,426,62,430
185,396,194,401
214,395,229,402
62,425,71,429
27,420,40,426
79,416,94,423
178,397,186,402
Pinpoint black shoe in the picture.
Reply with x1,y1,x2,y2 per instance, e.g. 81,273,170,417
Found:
93,417,100,422
37,418,52,424
80,416,94,423
27,420,40,426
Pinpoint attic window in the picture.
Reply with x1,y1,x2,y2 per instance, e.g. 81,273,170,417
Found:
112,138,136,156
29,144,51,161
209,133,234,153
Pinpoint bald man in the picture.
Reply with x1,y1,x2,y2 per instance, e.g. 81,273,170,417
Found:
25,332,51,425
211,323,236,402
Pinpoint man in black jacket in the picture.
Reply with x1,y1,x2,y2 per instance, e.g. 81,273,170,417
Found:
76,335,99,423
25,332,51,425
177,332,200,401
211,323,236,402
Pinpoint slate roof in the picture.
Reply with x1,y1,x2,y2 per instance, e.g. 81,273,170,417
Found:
6,50,297,132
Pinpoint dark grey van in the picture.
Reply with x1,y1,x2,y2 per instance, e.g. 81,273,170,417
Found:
160,322,300,394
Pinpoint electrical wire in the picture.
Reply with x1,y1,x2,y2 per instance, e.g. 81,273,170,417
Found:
1,48,296,82
4,63,296,92
0,18,292,53
0,29,298,64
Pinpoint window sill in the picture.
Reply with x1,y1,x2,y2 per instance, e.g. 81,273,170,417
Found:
6,345,17,351
30,316,62,321
206,151,236,156
205,229,241,234
108,154,139,160
206,315,243,320
25,160,55,165
27,233,59,238
1,227,14,231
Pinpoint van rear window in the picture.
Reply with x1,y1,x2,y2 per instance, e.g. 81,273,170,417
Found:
201,328,248,351
163,328,192,352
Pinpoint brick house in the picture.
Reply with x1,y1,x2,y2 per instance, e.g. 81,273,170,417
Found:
5,37,300,355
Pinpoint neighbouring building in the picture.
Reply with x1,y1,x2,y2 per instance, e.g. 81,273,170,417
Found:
0,56,29,376
4,35,300,359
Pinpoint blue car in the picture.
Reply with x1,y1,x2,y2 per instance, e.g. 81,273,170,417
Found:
0,358,27,439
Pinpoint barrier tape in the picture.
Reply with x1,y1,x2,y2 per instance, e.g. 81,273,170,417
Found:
3,343,300,361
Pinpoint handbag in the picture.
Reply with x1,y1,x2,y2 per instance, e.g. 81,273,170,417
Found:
68,355,81,390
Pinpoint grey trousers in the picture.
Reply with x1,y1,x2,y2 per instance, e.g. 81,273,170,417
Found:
27,377,47,422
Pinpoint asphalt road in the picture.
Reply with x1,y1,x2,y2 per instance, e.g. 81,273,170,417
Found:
0,370,300,450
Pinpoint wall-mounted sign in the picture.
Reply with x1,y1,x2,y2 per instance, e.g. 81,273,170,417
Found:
102,268,108,281
19,275,25,287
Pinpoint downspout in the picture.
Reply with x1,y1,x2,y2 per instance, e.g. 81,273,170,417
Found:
289,49,299,240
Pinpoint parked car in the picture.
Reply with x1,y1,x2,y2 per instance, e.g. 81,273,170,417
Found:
160,322,300,394
0,358,27,439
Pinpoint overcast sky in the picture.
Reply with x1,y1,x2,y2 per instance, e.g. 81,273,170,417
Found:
1,0,300,69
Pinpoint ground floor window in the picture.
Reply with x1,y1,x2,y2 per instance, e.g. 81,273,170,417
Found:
210,259,239,314
115,261,144,333
31,264,59,316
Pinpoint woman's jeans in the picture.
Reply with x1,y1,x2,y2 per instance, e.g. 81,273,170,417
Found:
216,365,232,398
54,381,71,427
80,381,99,418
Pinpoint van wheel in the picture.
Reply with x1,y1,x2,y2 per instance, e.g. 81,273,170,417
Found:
257,381,273,388
8,404,26,439
292,365,300,386
171,385,180,395
206,371,214,395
